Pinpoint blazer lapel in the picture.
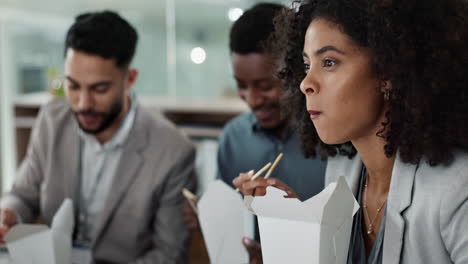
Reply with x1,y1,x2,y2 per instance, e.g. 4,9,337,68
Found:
92,107,147,246
382,153,418,264
63,120,81,218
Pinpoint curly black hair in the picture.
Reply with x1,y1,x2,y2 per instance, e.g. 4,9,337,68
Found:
272,0,468,166
65,10,138,68
230,3,285,54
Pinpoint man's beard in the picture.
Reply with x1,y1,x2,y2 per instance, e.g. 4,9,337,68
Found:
74,99,123,135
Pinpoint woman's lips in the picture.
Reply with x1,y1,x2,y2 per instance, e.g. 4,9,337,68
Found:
307,110,322,120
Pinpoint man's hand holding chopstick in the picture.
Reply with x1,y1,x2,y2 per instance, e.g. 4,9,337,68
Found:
182,198,200,233
181,188,200,233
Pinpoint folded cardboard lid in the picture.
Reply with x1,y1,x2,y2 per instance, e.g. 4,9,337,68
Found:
51,198,74,235
246,176,359,227
4,225,49,242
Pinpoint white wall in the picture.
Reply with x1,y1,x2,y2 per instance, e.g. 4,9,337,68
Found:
0,8,71,192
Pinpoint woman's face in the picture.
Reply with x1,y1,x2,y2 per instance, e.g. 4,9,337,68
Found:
300,19,386,145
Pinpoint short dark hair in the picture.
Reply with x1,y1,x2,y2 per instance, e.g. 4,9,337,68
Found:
229,3,284,54
65,10,138,68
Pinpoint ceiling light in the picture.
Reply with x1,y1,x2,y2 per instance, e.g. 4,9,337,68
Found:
191,47,206,64
228,8,243,22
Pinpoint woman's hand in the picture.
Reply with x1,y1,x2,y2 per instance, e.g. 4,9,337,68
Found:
233,171,298,198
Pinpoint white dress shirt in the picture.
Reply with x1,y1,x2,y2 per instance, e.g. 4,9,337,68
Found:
76,98,137,244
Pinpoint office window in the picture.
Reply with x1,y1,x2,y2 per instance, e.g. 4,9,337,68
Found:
0,0,287,191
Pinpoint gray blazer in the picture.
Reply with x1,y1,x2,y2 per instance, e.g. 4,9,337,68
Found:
326,151,468,264
1,99,197,263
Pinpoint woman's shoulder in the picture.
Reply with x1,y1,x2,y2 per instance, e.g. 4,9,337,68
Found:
412,150,468,206
325,154,361,186
417,150,468,183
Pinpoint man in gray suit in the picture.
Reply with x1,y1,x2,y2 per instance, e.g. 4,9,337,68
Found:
0,11,196,263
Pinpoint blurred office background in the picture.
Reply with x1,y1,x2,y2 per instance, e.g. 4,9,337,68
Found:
0,1,293,262
0,0,289,193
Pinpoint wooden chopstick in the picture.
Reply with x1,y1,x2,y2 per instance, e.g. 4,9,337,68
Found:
182,188,198,200
264,153,284,179
182,188,199,214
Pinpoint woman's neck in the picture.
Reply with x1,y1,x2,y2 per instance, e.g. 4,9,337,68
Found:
352,113,395,193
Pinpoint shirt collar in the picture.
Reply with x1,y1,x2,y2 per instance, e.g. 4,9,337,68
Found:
248,112,261,132
78,93,137,152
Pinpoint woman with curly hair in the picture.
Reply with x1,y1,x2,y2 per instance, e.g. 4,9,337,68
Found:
234,0,468,263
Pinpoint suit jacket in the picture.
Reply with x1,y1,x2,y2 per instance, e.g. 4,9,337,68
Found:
1,98,197,263
326,151,468,264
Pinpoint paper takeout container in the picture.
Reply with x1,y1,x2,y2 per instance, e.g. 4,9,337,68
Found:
244,176,359,264
197,180,249,264
5,198,74,264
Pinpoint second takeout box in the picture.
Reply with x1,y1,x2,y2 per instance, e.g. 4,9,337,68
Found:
244,176,359,264
4,198,74,264
198,180,249,264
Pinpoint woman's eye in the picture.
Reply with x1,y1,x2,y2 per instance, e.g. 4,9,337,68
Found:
322,59,337,68
304,63,310,73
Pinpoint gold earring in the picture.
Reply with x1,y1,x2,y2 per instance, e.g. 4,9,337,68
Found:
384,90,390,101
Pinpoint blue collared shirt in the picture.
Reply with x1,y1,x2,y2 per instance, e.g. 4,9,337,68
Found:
217,111,326,202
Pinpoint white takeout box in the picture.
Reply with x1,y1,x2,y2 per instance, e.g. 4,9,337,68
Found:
5,198,74,264
244,176,359,264
197,180,249,264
